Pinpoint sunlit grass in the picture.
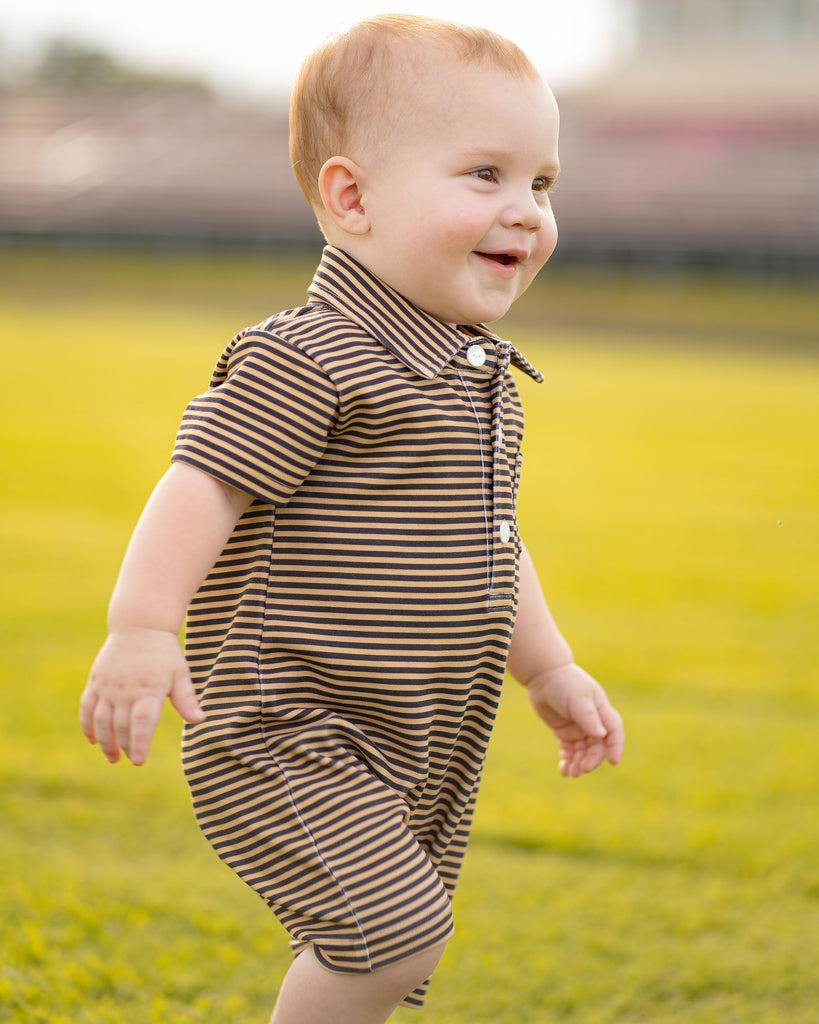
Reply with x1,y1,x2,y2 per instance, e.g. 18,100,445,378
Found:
1,249,817,1023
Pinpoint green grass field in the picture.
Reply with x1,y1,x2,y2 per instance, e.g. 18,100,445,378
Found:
1,249,817,1023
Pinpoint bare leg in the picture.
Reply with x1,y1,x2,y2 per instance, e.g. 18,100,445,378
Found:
269,942,447,1024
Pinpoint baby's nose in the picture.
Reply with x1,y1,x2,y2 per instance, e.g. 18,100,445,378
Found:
501,190,542,231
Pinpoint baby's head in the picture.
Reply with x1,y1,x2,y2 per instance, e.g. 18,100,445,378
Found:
290,15,541,214
290,15,560,326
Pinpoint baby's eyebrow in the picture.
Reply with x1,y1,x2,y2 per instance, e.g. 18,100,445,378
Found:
458,147,511,163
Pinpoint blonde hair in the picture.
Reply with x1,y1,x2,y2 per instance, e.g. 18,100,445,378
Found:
289,14,541,212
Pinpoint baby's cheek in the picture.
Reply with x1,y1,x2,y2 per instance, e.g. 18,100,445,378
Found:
530,226,558,278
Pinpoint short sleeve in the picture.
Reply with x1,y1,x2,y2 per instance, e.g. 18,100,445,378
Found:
172,328,339,505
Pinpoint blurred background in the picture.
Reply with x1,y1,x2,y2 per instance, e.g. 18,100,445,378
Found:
1,0,817,275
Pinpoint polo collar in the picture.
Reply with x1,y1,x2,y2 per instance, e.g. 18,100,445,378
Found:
308,246,543,383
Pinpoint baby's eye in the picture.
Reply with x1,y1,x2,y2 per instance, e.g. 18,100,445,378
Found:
532,176,553,193
472,167,497,183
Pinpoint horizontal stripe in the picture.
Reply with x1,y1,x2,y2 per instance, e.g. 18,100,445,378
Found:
173,245,542,1007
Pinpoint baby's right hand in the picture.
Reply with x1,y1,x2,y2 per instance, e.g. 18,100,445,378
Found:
79,628,205,765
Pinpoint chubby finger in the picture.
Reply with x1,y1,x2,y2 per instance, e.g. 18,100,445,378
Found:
113,702,134,762
127,695,164,766
568,693,608,741
558,754,581,778
79,685,98,744
560,752,594,778
605,729,624,766
559,737,608,777
580,742,609,774
600,705,625,765
169,671,205,725
92,700,121,763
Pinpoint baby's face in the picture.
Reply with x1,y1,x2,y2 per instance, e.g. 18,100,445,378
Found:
352,60,560,326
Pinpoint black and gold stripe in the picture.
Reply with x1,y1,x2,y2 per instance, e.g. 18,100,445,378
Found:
172,246,542,1007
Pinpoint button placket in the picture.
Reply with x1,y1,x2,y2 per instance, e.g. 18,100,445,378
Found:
486,340,516,603
455,335,518,607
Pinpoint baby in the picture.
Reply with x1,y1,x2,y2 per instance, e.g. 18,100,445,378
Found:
81,15,624,1023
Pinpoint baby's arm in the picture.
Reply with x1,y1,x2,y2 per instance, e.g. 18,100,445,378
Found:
506,544,624,777
79,462,253,766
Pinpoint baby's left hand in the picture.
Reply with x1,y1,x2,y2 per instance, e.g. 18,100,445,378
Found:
525,663,624,777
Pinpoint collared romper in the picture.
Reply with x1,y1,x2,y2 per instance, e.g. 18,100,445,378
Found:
172,246,542,1008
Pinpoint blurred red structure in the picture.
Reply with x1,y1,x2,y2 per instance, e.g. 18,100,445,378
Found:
553,0,819,272
1,0,817,273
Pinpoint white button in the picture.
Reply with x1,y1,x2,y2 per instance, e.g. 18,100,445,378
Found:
499,521,511,544
466,344,486,367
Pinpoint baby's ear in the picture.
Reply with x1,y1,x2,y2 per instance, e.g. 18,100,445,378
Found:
318,157,370,235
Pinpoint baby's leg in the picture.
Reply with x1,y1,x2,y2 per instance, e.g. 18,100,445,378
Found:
269,941,447,1024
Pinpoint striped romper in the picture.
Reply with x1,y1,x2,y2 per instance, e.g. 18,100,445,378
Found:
172,246,543,1008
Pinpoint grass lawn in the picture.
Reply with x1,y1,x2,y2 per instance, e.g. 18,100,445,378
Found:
1,248,817,1023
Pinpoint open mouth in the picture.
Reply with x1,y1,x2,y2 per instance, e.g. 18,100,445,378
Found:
477,252,519,266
